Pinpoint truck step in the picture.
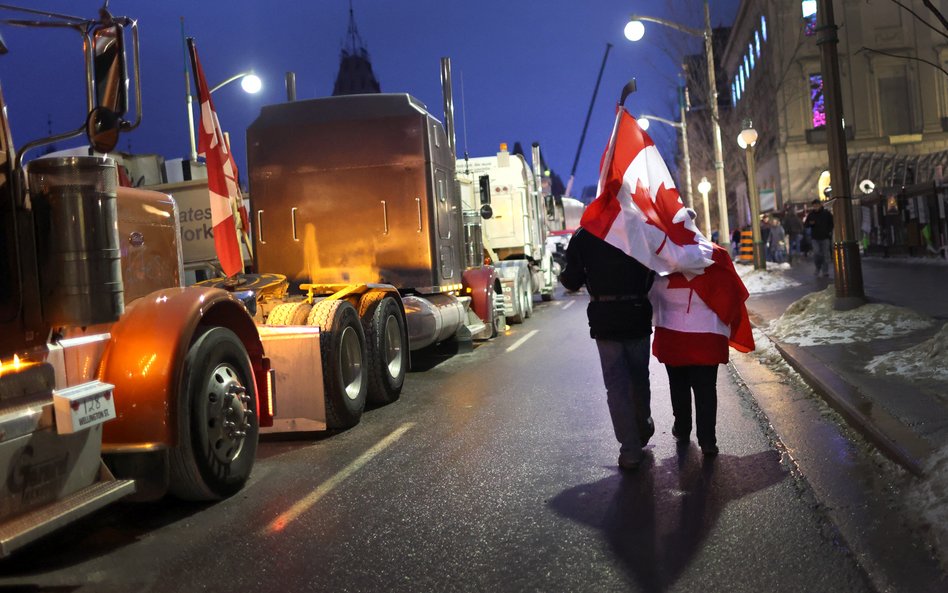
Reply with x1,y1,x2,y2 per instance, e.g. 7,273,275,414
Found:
0,477,136,557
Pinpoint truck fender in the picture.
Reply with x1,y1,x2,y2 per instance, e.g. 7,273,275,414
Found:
462,266,499,325
99,287,265,453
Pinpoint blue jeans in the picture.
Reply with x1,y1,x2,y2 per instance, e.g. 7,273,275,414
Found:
595,337,652,457
813,238,832,274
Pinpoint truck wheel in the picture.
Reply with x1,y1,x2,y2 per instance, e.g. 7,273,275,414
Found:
308,299,367,429
169,326,258,501
266,301,312,326
359,292,407,405
523,276,534,319
490,284,506,338
509,283,527,325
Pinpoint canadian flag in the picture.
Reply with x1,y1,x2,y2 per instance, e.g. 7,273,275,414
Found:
581,105,753,352
188,38,245,277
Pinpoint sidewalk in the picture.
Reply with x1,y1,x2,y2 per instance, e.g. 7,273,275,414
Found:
743,255,948,476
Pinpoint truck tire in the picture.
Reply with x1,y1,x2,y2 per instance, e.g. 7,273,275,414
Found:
509,282,528,325
358,292,407,405
308,299,367,429
169,326,258,501
523,275,534,319
266,301,312,326
490,283,506,338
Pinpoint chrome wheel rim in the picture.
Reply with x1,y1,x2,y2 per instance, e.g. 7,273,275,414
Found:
383,314,403,379
204,363,251,464
340,325,364,401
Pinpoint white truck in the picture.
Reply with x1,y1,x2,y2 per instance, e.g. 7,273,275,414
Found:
457,143,556,323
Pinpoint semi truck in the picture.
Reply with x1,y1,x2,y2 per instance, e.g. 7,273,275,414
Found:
0,4,274,555
457,143,557,323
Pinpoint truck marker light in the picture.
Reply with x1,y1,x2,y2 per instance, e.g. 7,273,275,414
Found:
266,368,275,418
263,422,416,534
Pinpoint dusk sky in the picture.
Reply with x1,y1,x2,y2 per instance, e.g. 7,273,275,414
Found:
0,0,740,197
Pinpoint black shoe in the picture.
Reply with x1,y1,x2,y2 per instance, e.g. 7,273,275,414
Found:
618,451,643,471
671,424,690,444
701,444,719,457
640,417,655,447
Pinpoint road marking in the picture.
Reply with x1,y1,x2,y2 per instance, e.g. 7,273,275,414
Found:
505,329,538,353
263,422,415,533
562,300,576,310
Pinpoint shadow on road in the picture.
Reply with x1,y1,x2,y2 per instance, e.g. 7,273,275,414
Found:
549,447,788,592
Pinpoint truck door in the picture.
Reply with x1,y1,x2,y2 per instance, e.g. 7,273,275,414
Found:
434,167,457,281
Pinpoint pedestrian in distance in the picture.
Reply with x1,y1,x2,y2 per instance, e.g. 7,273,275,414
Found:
648,242,754,457
559,227,656,471
804,199,834,277
782,206,804,261
768,217,786,263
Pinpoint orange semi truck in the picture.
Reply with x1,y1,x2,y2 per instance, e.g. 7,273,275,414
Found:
0,4,273,555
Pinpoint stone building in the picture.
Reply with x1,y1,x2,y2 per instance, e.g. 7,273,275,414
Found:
716,0,948,255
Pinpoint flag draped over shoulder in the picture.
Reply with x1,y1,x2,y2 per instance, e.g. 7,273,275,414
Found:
581,105,754,352
187,38,245,277
581,107,714,276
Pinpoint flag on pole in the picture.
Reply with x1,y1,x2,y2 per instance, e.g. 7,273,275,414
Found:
581,104,753,352
187,37,244,277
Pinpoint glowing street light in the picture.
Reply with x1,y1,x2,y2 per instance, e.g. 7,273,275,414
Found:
697,176,713,239
624,1,731,246
186,69,263,161
737,120,765,270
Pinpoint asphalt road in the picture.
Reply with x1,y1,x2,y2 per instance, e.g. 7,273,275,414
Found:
0,289,875,593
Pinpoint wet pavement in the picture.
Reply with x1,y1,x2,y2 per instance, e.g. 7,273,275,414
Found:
742,254,948,476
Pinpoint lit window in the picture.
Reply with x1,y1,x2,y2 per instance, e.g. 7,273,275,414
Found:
749,44,755,70
739,64,746,94
755,30,761,57
744,54,751,78
732,82,738,105
810,73,826,128
802,1,817,36
761,15,767,41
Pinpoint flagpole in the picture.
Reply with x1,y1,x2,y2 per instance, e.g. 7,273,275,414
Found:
182,18,197,162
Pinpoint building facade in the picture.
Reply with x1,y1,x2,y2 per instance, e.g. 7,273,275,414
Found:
717,0,948,256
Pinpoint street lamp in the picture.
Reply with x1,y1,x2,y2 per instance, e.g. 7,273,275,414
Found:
738,120,765,270
697,176,713,239
186,71,262,161
624,1,730,247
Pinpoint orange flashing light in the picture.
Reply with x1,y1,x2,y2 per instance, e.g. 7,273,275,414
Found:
499,142,508,152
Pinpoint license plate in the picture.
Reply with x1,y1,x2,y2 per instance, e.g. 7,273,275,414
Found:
53,380,117,434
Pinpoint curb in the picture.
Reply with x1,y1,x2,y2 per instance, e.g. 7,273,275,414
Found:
772,340,931,477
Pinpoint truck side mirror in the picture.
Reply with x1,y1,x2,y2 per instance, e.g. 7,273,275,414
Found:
480,204,493,220
86,106,121,153
478,174,491,205
93,23,128,117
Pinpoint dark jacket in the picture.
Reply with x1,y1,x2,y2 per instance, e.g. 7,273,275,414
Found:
558,228,654,340
805,207,834,240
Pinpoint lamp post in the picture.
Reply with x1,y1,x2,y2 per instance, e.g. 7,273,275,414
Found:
625,0,730,247
186,70,262,162
738,121,765,270
816,0,865,310
697,176,713,239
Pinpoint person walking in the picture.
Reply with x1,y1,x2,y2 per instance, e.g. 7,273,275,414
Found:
804,199,834,276
559,227,655,471
648,244,754,457
783,208,804,261
768,217,786,263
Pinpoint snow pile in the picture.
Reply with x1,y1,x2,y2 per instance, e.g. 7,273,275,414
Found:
866,322,948,382
769,287,933,346
907,444,948,571
735,262,801,294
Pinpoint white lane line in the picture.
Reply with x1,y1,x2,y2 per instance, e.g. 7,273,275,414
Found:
263,422,415,533
562,300,576,310
505,329,539,353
